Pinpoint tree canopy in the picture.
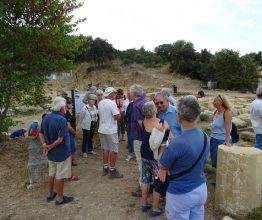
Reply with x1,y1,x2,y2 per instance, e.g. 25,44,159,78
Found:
0,0,84,139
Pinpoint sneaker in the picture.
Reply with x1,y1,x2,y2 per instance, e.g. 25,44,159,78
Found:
102,167,109,176
150,208,164,217
55,196,74,205
108,169,123,179
125,155,132,161
83,153,87,158
88,151,96,155
46,192,57,202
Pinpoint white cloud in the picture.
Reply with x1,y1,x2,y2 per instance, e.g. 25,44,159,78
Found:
73,0,262,54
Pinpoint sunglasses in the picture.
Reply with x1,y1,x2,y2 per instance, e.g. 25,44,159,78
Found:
155,101,164,105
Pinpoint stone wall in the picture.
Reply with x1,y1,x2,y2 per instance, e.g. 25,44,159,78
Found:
27,139,48,184
215,145,262,216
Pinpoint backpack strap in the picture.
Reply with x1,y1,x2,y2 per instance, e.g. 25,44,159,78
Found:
168,131,207,181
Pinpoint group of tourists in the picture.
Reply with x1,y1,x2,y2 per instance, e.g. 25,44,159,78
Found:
37,81,262,220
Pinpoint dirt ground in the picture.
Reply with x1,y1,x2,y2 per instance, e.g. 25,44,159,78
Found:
0,133,223,220
1,63,252,220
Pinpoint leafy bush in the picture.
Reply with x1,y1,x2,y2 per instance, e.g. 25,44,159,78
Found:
111,66,119,73
247,206,262,220
199,113,209,122
0,118,16,142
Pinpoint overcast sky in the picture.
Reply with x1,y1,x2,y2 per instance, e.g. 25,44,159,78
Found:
73,0,262,55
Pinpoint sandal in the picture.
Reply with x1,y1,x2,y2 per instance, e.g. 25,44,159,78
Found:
150,208,164,217
141,205,152,212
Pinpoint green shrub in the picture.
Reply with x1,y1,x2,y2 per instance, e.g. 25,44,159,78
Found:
0,118,16,142
111,66,119,73
199,113,209,121
247,206,262,220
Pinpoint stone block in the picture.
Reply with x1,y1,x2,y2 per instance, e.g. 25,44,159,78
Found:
232,117,248,129
215,145,262,216
239,131,255,143
27,139,48,184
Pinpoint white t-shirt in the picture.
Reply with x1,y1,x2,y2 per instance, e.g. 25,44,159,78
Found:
98,98,119,134
122,99,130,112
250,98,262,134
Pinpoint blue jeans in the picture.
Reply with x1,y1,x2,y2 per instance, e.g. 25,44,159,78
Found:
166,183,207,220
255,134,262,150
127,131,134,153
82,128,95,153
210,137,225,168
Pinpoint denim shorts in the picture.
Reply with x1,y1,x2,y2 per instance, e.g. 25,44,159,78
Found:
141,158,158,184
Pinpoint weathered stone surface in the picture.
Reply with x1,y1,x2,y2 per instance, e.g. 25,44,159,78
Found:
222,216,235,220
239,131,255,143
27,139,48,184
215,145,262,216
232,117,248,128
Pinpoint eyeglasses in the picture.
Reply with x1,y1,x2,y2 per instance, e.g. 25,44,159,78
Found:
218,95,223,103
155,101,164,105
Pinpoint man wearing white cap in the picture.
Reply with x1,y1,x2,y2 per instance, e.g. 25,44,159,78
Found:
98,87,123,178
39,96,73,205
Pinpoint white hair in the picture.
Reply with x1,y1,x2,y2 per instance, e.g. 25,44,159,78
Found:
52,96,66,111
256,85,262,97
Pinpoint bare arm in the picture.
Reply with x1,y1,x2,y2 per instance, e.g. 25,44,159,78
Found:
224,110,232,145
114,114,121,120
67,122,76,136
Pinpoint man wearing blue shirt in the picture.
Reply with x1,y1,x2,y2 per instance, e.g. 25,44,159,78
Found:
154,92,182,138
40,96,73,205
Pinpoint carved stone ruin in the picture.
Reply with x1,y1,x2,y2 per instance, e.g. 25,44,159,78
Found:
215,145,262,216
27,139,48,184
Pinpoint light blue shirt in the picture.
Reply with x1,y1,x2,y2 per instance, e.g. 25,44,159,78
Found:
160,128,209,194
157,105,182,137
211,114,227,140
168,96,177,107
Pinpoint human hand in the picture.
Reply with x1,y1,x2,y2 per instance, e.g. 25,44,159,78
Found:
157,169,167,182
223,141,231,146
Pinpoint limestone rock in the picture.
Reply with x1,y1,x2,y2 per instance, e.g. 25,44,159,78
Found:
239,131,255,143
215,145,262,216
222,216,235,220
232,117,248,129
27,139,48,184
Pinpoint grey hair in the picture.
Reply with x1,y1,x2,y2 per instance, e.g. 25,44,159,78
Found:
52,96,66,111
177,95,201,122
129,84,143,97
96,89,103,95
155,92,169,100
142,101,157,118
257,85,262,97
88,94,97,100
161,88,171,97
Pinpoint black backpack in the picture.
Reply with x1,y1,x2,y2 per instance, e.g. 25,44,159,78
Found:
214,110,239,143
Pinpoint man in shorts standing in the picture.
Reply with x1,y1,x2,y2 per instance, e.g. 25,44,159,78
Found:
98,87,123,178
40,96,73,205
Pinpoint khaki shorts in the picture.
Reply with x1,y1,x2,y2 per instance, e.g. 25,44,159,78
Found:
99,133,119,153
49,156,71,180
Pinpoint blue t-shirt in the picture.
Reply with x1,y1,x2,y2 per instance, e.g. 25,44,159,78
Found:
160,128,209,194
131,96,147,141
157,105,182,138
41,111,70,162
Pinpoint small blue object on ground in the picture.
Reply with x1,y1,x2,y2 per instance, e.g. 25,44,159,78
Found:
150,208,164,217
141,205,152,212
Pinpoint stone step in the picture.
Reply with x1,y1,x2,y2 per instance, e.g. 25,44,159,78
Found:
239,131,255,143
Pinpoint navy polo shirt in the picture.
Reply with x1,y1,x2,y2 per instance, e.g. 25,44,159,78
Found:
41,111,70,162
